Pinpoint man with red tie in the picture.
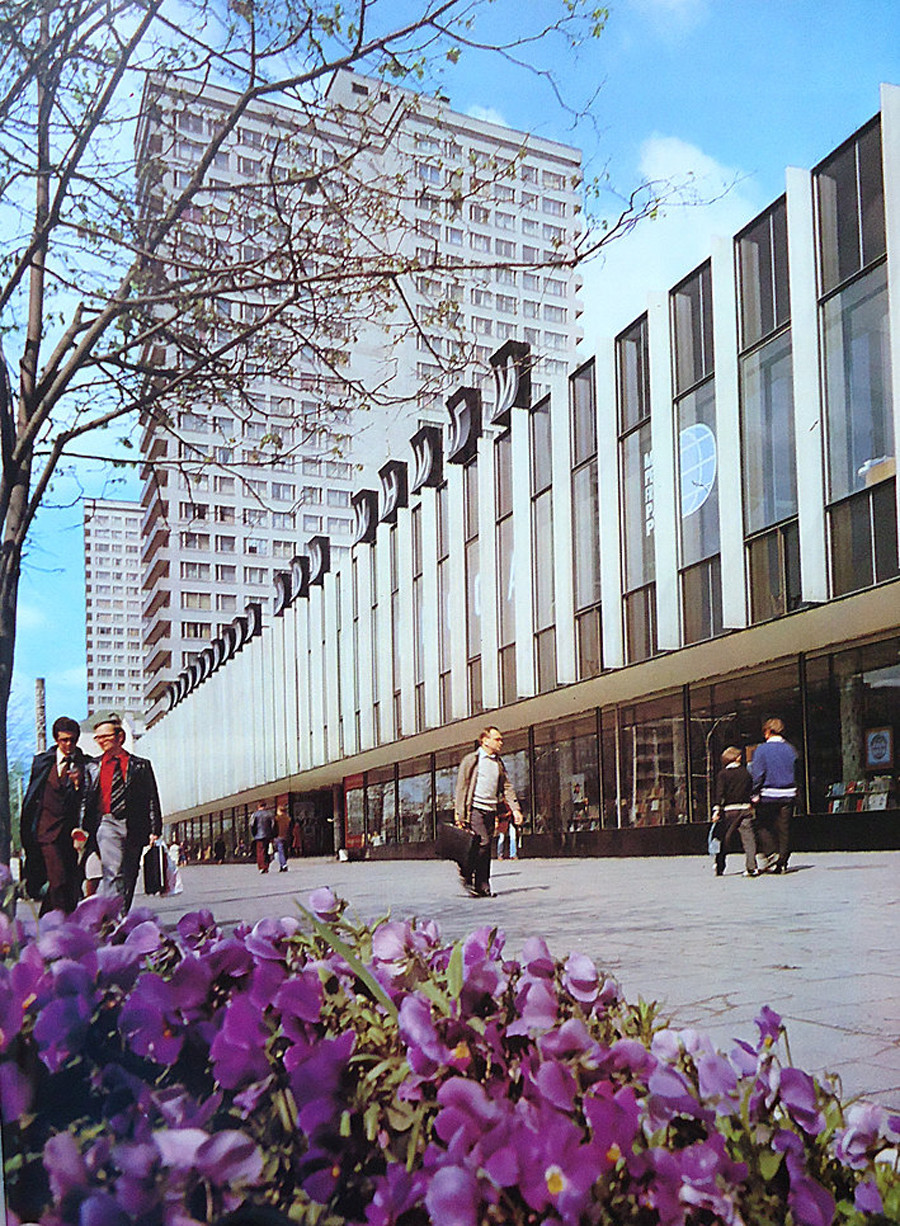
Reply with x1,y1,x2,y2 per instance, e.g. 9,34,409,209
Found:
20,716,90,913
81,713,162,913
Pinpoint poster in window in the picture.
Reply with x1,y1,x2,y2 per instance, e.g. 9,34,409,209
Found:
865,727,893,770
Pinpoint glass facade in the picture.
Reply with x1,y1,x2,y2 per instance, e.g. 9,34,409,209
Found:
531,397,556,691
617,316,657,662
464,460,483,712
672,264,722,642
495,430,516,702
816,119,897,596
737,198,800,623
570,361,601,677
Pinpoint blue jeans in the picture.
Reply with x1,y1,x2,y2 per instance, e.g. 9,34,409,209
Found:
274,837,288,870
497,823,517,859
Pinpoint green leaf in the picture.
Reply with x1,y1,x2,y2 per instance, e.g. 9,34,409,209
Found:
446,941,464,999
758,1147,782,1182
296,904,398,1022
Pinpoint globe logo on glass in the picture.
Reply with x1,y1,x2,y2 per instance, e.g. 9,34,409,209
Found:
679,423,717,516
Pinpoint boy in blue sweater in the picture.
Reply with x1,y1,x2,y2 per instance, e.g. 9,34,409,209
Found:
750,717,799,874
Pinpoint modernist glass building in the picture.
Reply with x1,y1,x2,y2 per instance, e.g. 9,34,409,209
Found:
143,86,900,859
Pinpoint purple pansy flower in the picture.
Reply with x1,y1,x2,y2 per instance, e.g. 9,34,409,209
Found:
308,886,343,922
209,994,271,1088
562,951,600,1006
833,1101,884,1168
854,1178,884,1214
365,1163,428,1225
424,1164,481,1226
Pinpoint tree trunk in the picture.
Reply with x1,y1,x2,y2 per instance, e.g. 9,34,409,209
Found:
0,536,21,865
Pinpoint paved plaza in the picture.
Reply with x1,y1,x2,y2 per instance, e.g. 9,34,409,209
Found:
138,850,900,1110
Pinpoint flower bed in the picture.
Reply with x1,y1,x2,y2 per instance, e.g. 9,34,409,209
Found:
1,881,898,1226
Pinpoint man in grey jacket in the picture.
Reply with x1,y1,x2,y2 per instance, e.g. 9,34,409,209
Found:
454,726,524,897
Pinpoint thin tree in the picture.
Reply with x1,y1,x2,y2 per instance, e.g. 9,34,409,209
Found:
0,0,663,861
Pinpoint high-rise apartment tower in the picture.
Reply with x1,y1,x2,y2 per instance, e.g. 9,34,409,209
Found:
136,69,584,724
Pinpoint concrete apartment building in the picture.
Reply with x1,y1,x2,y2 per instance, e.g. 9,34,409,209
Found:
83,499,145,732
135,70,584,725
143,86,900,861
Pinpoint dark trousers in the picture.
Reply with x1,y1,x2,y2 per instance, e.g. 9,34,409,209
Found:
714,806,757,874
255,839,269,872
466,807,497,891
37,838,79,914
756,801,793,869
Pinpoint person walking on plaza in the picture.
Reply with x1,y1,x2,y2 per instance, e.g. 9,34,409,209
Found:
21,716,90,914
273,805,291,872
750,717,799,874
454,726,525,898
711,746,758,877
251,801,274,873
81,714,162,913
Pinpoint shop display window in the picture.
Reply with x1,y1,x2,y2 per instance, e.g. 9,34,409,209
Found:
532,715,599,835
399,756,433,842
617,694,688,827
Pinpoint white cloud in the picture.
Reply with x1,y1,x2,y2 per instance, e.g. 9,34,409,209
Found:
579,134,763,342
16,603,49,631
630,0,708,33
467,104,510,128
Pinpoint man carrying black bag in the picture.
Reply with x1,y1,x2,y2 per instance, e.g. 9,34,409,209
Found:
454,726,525,898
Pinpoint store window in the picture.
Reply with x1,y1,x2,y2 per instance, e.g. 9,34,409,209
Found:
570,361,601,678
815,119,897,594
532,715,599,836
530,397,556,691
618,693,689,827
806,639,899,815
495,430,516,703
367,766,396,845
617,315,657,661
399,756,433,843
344,776,364,851
689,662,803,821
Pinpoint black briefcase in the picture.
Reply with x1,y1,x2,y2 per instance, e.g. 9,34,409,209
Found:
436,821,476,867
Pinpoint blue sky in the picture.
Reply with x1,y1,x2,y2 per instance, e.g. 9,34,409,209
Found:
10,0,900,757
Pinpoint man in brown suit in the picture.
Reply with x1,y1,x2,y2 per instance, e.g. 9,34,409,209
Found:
20,716,90,914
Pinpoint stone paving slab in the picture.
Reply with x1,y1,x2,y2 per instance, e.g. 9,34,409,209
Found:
137,849,900,1108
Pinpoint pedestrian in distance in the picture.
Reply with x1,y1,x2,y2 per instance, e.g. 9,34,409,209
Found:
20,715,90,914
711,746,758,877
250,801,274,873
81,713,163,914
750,717,799,874
454,726,525,898
273,805,291,872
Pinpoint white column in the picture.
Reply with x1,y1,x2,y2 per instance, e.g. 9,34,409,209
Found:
395,508,417,736
338,564,358,758
374,523,396,740
596,340,625,668
881,82,900,548
295,598,312,771
511,406,536,696
283,603,300,776
648,292,681,648
445,463,469,719
354,548,375,750
307,590,326,766
786,165,829,603
477,435,500,709
711,235,747,629
550,375,576,684
419,487,441,728
322,576,341,762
